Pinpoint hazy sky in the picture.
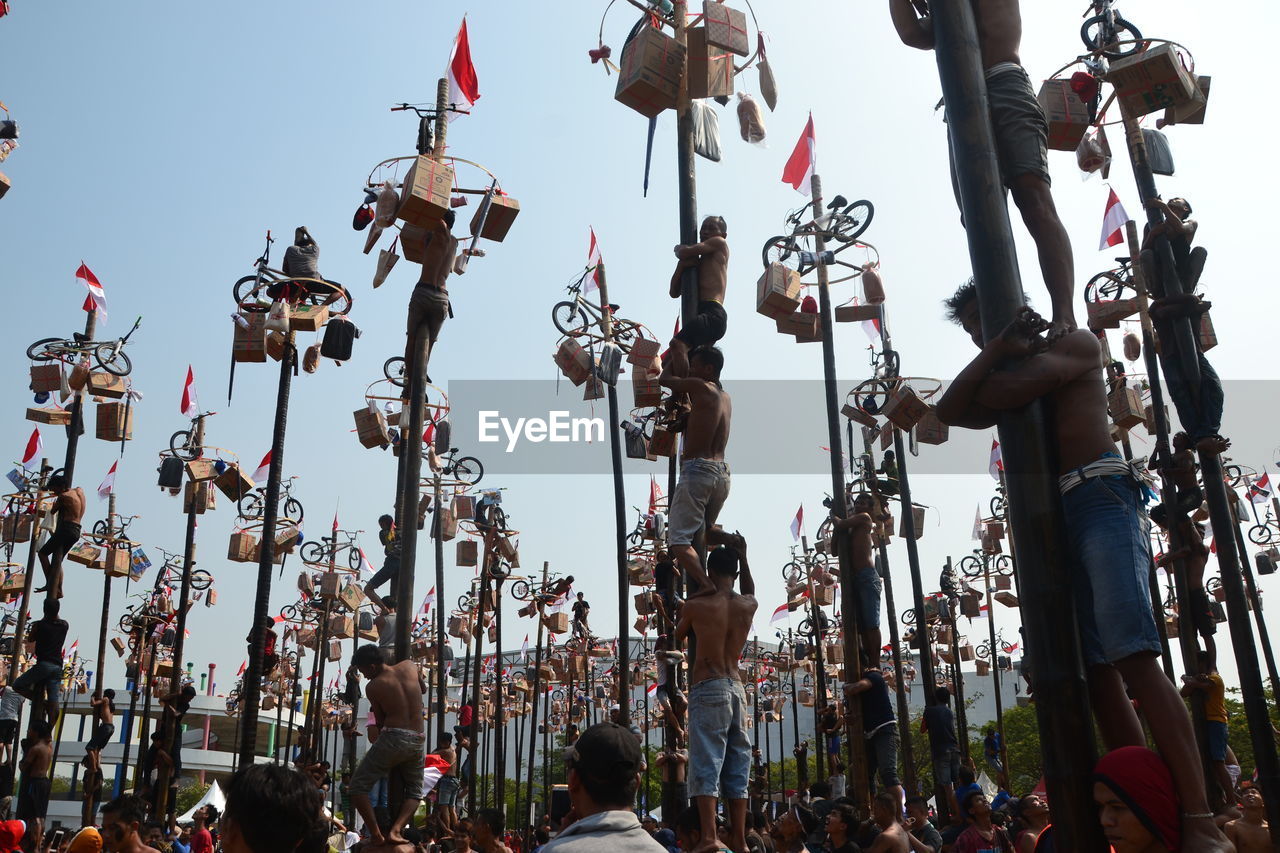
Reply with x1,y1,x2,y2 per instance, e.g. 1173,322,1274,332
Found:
2,1,1278,699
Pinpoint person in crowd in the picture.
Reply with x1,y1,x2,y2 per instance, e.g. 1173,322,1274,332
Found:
13,600,68,726
188,805,214,853
675,531,757,853
470,809,512,853
1094,747,1184,853
831,493,890,663
953,791,1013,853
84,689,116,781
666,216,730,378
983,726,1004,784
845,666,903,815
217,763,327,853
374,596,398,651
1224,787,1270,853
35,475,84,598
17,719,51,849
674,808,731,853
1180,649,1238,818
656,744,688,823
431,731,459,835
937,283,1232,852
99,794,160,853
0,682,24,767
921,687,961,821
824,802,861,853
571,594,591,639
904,796,943,853
1013,795,1049,853
540,722,665,851
772,805,818,853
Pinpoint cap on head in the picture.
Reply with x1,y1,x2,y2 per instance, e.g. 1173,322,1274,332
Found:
565,722,643,786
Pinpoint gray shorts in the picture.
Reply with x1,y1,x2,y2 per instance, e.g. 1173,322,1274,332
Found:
668,459,730,547
351,727,426,801
948,63,1050,206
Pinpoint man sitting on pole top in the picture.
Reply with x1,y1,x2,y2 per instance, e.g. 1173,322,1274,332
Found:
889,0,1077,336
935,281,1233,852
666,216,729,377
660,345,731,595
675,530,756,853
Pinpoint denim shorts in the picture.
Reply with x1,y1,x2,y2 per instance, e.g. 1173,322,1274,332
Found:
687,678,751,800
435,774,460,806
854,566,882,630
669,460,730,547
1062,475,1162,667
933,750,961,786
13,661,61,708
1207,720,1228,762
352,727,426,800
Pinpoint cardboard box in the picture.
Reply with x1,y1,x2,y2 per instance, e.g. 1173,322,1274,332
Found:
328,614,354,639
29,364,64,394
776,312,819,339
456,538,478,567
687,27,734,100
183,481,214,514
1037,79,1091,151
542,612,569,634
103,547,131,578
554,338,592,386
354,407,390,449
633,360,663,408
452,494,476,519
339,582,366,612
1107,43,1197,118
26,407,70,425
757,263,802,319
1109,386,1145,429
987,521,1006,540
88,372,126,399
397,155,455,228
915,407,949,445
233,312,267,362
67,542,100,566
834,303,881,323
841,402,878,429
898,504,926,540
703,0,749,56
995,590,1020,608
95,401,133,441
882,385,928,430
1199,311,1217,351
649,426,676,457
68,359,90,391
471,193,520,242
214,463,254,501
880,421,894,451
615,26,687,118
227,531,258,562
265,331,287,362
626,337,661,366
1161,74,1211,126
2,515,32,544
290,304,330,332
1086,297,1140,330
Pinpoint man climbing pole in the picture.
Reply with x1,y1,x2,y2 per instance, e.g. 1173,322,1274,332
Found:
666,217,730,377
888,0,1077,334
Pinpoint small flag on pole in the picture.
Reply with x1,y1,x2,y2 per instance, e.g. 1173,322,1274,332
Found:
770,602,789,625
586,228,603,293
357,548,376,576
180,366,199,419
790,504,804,541
446,17,480,118
252,451,272,485
1248,473,1272,506
1099,188,1129,250
521,634,530,664
98,461,118,500
75,262,107,321
21,428,41,471
989,439,1004,481
423,753,452,795
781,113,817,195
422,586,437,614
972,505,983,541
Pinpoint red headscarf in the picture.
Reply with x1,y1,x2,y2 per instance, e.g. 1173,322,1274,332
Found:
1094,747,1181,852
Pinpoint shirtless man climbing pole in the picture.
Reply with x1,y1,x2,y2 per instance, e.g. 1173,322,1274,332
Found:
676,529,756,853
889,0,1076,334
37,475,84,598
667,216,730,377
660,346,731,596
832,492,890,664
935,280,1231,852
404,210,459,386
349,645,427,849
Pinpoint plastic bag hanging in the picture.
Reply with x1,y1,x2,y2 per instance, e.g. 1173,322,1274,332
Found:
266,300,291,334
691,101,723,163
756,32,778,111
373,236,400,289
736,92,766,144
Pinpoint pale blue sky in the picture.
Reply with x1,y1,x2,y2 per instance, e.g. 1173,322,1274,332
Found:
1,1,1278,696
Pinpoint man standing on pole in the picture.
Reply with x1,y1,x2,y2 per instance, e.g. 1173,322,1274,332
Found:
888,0,1077,334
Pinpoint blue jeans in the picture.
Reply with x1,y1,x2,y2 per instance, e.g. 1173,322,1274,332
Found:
854,566,882,629
13,661,61,708
932,750,961,786
687,678,750,800
1062,475,1161,666
669,460,730,547
1207,720,1228,762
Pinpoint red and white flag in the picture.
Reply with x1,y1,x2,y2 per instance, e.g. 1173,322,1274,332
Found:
521,634,530,664
21,428,41,471
1249,473,1273,506
252,451,272,485
422,586,436,614
76,262,107,321
770,602,790,625
446,17,480,118
64,638,79,660
989,439,1004,481
646,682,658,697
782,113,817,195
237,659,247,676
332,510,339,535
972,505,983,541
790,504,804,541
357,548,377,576
180,366,199,419
97,460,118,501
586,228,603,293
1099,188,1129,250
648,475,663,515
423,753,452,795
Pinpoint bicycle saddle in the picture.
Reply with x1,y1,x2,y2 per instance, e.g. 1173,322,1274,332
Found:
827,195,847,211
73,332,89,344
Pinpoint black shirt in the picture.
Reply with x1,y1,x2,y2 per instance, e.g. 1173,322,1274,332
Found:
30,618,68,665
572,600,589,620
858,670,894,732
922,704,958,757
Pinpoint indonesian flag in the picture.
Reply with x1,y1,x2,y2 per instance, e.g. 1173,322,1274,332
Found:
648,475,662,515
357,548,377,576
64,638,78,660
446,17,480,118
661,317,680,360
1248,473,1272,506
1007,642,1020,653
770,602,790,625
252,451,272,485
423,753,452,794
646,682,658,697
422,586,436,614
237,659,247,676
76,262,107,321
781,113,817,195
521,634,530,664
790,504,804,541
1099,188,1129,250
21,428,41,471
989,439,1004,481
179,366,199,419
972,505,983,541
97,460,118,500
586,228,603,293
332,510,339,536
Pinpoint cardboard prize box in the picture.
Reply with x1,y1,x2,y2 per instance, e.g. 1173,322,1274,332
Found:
554,338,592,386
353,406,390,449
95,401,133,441
615,26,687,118
214,463,255,501
470,193,521,242
702,0,749,55
397,155,455,228
67,542,101,566
185,459,217,482
227,531,257,562
757,263,802,319
26,407,70,425
29,364,64,394
103,547,131,578
915,407,949,445
1108,385,1145,429
776,312,819,340
633,358,662,408
232,312,267,362
1085,297,1140,330
1107,42,1197,118
456,538,478,567
881,385,928,430
290,304,330,332
687,27,734,100
834,303,880,323
339,582,365,612
183,481,215,514
626,336,661,366
1037,79,1091,151
87,372,126,399
542,611,569,634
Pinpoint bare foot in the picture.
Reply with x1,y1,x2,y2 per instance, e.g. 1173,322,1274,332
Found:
1046,319,1075,348
1196,435,1230,455
1181,815,1234,852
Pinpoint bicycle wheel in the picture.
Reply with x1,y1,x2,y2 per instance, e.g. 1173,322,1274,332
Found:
233,275,268,309
1081,15,1143,59
1084,271,1131,305
511,579,531,600
25,338,62,362
300,541,327,564
238,492,265,519
347,544,363,572
761,235,801,272
169,430,198,461
283,497,305,524
383,356,407,388
118,613,135,634
94,344,133,376
93,519,110,538
612,321,641,345
452,456,484,487
281,604,301,623
959,555,983,579
552,302,584,338
1249,525,1275,547
458,594,475,611
901,609,916,627
832,200,874,243
191,570,213,591
989,495,1007,519
627,528,644,547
